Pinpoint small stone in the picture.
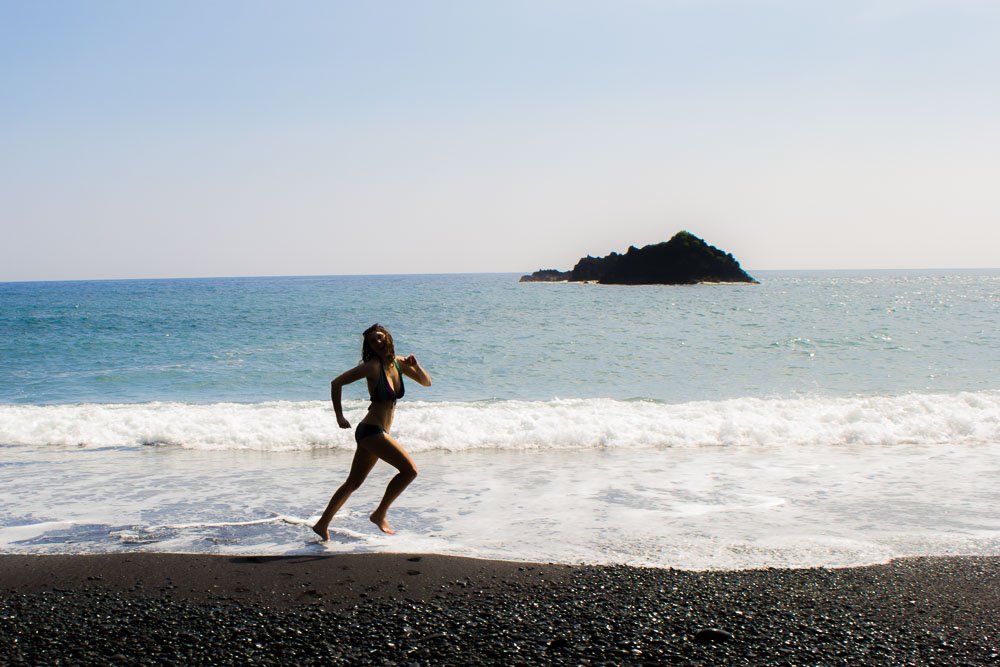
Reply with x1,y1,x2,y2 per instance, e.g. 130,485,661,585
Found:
547,637,569,650
693,628,733,643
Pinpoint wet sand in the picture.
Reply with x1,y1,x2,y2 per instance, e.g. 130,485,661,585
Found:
1,553,998,665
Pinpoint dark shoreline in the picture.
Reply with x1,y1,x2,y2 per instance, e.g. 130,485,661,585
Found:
2,553,998,665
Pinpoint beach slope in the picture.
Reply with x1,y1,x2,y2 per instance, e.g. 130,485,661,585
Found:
1,553,998,665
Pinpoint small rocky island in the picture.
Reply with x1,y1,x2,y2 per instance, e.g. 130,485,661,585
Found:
520,231,757,285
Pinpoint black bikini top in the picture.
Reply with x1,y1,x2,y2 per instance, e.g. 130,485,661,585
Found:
371,358,404,403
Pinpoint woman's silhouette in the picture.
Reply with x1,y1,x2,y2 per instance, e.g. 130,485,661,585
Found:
312,324,431,538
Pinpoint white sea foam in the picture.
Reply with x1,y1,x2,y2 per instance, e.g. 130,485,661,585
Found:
2,391,999,452
0,521,76,545
2,442,998,567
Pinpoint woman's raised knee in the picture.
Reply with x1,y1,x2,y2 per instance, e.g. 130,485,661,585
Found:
343,476,365,492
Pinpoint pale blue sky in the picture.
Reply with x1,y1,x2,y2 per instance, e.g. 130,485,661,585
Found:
3,1,998,280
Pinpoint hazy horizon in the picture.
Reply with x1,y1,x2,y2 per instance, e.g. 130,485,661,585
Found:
5,264,1000,286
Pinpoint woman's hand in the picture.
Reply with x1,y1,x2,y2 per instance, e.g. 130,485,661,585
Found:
337,415,351,429
398,354,432,386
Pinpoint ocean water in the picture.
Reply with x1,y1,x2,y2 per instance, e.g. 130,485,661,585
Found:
1,271,998,568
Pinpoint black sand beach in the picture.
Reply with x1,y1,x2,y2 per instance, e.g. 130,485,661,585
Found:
1,554,997,665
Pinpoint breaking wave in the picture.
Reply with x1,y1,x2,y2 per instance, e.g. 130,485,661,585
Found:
2,391,998,452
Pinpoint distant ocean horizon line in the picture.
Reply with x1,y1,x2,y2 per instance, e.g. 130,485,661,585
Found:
3,266,1000,285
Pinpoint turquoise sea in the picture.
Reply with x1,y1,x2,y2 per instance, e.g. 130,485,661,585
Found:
1,271,998,568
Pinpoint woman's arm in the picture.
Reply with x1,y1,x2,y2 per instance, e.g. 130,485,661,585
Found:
398,355,432,387
330,363,370,427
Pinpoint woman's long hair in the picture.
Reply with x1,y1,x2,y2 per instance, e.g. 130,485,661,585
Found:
361,323,395,363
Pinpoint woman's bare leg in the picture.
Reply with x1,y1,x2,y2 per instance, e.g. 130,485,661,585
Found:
357,432,418,534
312,446,378,541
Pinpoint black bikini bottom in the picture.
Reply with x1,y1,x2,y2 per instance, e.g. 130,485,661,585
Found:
355,422,386,444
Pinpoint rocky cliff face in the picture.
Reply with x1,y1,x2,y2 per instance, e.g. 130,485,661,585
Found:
520,232,757,284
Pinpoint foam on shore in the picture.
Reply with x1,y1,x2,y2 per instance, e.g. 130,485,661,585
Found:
2,439,998,569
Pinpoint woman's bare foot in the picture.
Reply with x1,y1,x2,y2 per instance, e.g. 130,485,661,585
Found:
369,512,395,534
311,523,329,541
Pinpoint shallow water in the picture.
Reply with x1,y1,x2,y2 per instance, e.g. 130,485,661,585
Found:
1,441,997,569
